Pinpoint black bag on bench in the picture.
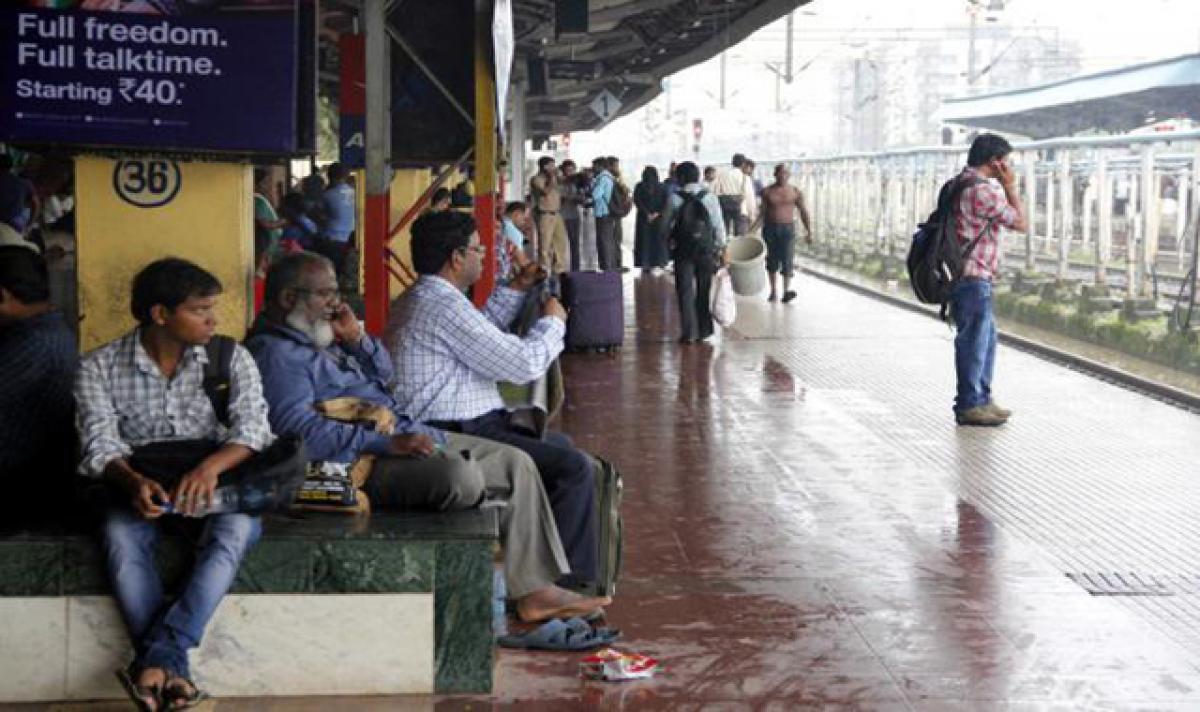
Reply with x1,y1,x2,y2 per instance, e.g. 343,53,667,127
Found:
105,336,306,516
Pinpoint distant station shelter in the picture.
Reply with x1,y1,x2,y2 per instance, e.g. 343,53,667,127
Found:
939,53,1200,139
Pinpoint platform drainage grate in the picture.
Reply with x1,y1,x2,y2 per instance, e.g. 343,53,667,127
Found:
1066,573,1185,597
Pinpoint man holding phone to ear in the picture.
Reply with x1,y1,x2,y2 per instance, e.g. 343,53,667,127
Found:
950,133,1028,427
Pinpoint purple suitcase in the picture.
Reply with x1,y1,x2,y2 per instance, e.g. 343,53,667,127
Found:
561,271,624,351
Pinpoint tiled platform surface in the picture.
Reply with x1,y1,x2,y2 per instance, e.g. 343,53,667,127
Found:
14,273,1200,710
463,273,1200,710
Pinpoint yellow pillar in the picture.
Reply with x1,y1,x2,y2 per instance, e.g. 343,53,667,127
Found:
388,168,433,298
473,0,498,306
75,156,254,351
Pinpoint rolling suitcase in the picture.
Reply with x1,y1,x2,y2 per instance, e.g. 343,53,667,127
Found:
561,271,624,351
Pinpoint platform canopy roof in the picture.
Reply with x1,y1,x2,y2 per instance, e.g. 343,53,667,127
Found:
316,0,810,159
938,53,1200,139
510,0,813,135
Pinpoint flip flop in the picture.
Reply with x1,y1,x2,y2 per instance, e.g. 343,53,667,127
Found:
498,616,620,651
563,616,621,647
162,674,209,711
114,667,162,712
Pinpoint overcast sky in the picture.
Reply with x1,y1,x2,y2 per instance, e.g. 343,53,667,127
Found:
572,0,1200,164
788,0,1200,70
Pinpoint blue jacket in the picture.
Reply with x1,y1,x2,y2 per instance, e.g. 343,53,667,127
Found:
592,170,614,218
244,316,444,464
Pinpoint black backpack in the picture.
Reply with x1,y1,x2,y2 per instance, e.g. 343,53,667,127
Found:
669,190,716,259
906,175,990,319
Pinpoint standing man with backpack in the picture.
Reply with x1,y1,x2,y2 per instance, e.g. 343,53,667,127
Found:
591,157,619,271
606,157,633,271
659,162,728,343
948,134,1028,426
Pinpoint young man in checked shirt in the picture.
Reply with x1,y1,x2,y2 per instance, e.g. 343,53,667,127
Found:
386,211,601,592
74,259,274,710
950,134,1028,427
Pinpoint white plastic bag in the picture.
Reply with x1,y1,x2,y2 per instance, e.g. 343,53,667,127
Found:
711,268,737,327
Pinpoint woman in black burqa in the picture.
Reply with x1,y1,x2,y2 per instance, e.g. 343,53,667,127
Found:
633,166,670,270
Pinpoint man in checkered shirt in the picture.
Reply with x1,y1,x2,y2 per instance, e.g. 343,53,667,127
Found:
386,211,600,591
74,259,273,708
949,134,1028,427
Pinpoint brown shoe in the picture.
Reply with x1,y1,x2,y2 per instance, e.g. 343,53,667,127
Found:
984,402,1012,419
956,405,1007,427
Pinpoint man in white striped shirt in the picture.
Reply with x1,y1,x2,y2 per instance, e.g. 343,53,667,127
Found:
386,211,600,590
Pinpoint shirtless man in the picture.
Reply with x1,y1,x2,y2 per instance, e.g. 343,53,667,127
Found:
751,164,812,303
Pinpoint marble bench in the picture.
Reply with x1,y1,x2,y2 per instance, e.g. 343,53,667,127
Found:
0,509,499,702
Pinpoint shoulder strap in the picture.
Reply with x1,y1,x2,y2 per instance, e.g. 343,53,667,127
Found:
955,176,995,259
203,335,237,427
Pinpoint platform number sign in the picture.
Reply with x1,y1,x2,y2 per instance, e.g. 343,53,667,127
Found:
589,90,622,123
113,160,183,209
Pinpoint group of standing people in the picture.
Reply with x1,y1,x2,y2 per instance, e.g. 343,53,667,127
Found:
520,156,632,278
514,151,815,343
253,162,359,305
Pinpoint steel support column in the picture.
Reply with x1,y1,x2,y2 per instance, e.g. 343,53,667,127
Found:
508,81,527,201
363,0,392,334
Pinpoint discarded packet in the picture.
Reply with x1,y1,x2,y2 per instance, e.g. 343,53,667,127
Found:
579,648,661,681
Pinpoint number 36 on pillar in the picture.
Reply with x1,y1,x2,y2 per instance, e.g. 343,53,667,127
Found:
112,160,183,208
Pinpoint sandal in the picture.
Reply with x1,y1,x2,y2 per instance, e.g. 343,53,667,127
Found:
497,616,620,651
114,667,163,712
161,674,209,711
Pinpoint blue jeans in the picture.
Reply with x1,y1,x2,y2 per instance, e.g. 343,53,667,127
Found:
950,279,997,413
103,508,262,677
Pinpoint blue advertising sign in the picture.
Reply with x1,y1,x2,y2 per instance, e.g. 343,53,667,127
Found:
339,114,365,170
0,2,306,155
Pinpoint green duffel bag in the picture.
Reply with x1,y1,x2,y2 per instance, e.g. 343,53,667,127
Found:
588,454,624,598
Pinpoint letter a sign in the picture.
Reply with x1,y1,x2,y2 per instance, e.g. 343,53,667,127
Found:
588,89,621,124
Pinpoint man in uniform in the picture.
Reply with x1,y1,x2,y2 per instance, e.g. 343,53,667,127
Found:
529,157,570,275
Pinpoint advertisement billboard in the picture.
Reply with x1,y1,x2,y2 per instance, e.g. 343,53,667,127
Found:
0,1,315,155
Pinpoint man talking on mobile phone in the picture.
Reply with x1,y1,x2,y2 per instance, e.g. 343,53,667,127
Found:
949,134,1028,427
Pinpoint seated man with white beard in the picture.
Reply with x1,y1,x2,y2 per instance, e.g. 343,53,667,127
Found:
245,252,610,622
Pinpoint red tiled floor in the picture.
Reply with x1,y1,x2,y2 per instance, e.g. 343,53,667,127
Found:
468,272,1200,709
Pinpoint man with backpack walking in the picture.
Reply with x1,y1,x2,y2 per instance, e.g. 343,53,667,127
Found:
947,134,1028,426
659,162,728,343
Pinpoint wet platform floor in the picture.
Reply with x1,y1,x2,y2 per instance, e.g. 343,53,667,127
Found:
463,272,1200,710
29,272,1200,711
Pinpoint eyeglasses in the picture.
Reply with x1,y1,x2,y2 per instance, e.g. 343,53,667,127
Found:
458,245,487,256
294,287,341,301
